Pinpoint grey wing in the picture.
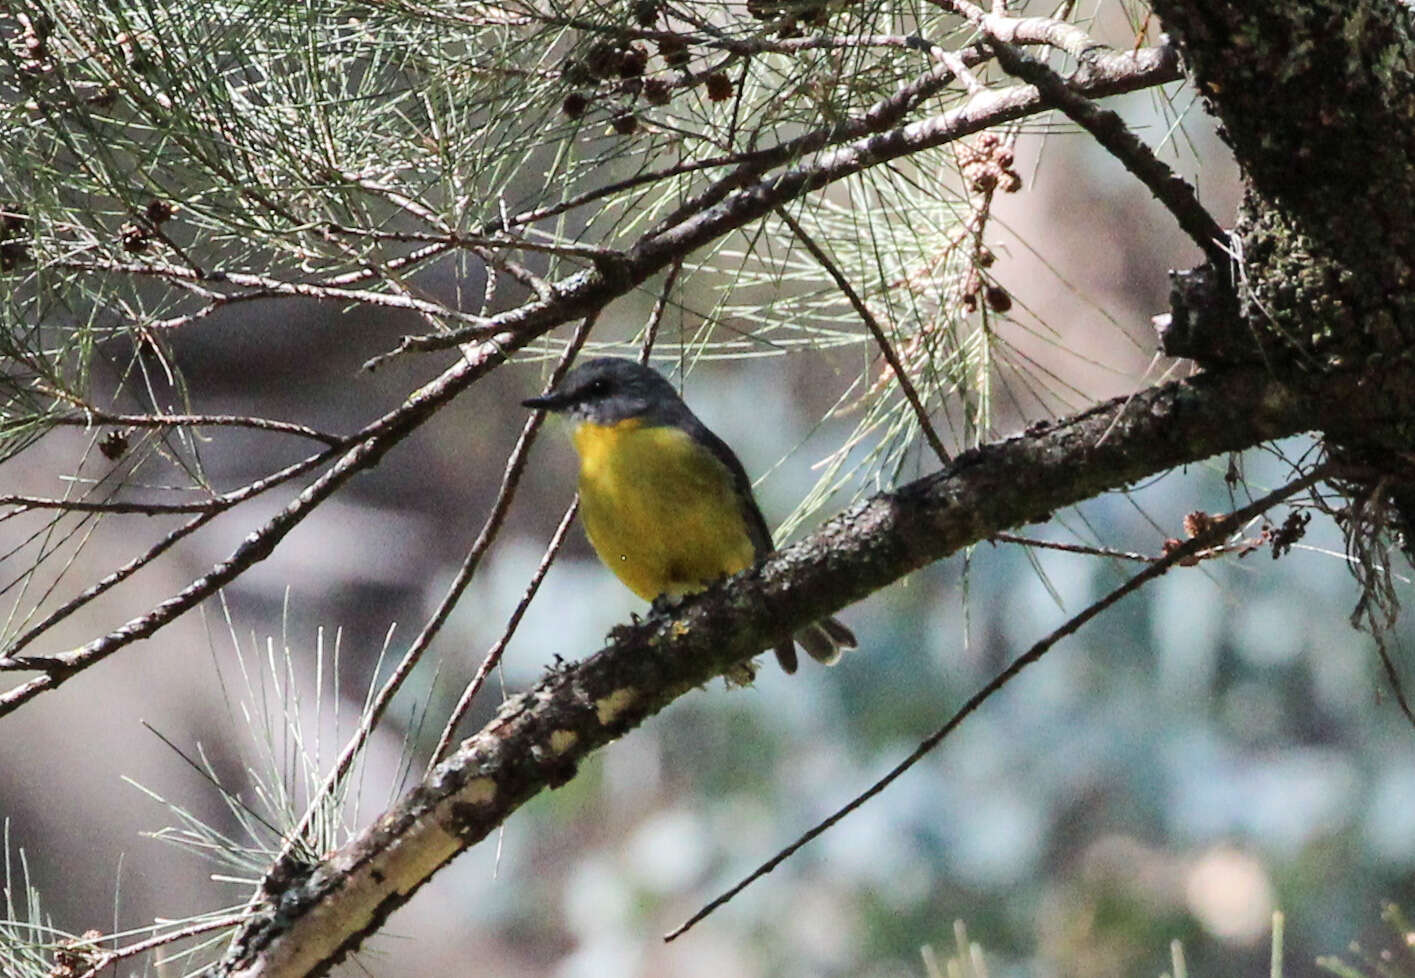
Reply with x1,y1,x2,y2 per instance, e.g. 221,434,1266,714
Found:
680,413,775,556
679,413,797,671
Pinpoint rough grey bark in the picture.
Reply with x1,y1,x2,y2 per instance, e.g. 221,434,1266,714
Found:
1152,0,1415,538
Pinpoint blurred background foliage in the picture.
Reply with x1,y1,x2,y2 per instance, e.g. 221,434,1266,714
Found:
1,0,1413,976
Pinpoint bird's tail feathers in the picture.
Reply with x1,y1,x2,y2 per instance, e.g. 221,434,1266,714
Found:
793,616,858,667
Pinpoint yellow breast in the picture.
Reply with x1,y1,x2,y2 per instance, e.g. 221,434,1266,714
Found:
570,419,758,601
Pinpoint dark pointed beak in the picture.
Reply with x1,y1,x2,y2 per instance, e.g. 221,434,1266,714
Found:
522,391,568,411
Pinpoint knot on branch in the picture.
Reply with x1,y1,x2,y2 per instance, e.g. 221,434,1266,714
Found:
1155,262,1251,364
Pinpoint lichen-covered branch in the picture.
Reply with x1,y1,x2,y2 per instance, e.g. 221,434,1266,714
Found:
1150,0,1415,537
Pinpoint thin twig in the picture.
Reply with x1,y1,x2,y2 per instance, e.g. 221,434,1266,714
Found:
323,224,626,261
928,44,987,95
430,499,580,766
932,1,1114,66
521,17,963,55
470,243,558,304
931,0,990,19
647,50,971,239
320,240,457,288
664,462,1333,941
71,913,246,978
985,39,1229,265
0,324,536,717
280,313,599,856
46,410,345,447
992,532,1154,561
0,446,343,663
1372,630,1415,727
775,207,950,466
144,241,457,329
0,494,224,515
992,531,1263,563
0,518,224,670
640,261,682,364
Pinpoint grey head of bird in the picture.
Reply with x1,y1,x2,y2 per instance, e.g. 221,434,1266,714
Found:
521,357,688,427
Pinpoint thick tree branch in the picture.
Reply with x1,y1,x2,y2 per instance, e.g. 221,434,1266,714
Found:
209,355,1404,978
1150,0,1415,538
665,461,1332,941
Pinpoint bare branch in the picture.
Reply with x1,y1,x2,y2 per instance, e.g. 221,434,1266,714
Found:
991,533,1154,562
639,261,682,361
0,495,223,515
46,410,345,447
665,462,1331,940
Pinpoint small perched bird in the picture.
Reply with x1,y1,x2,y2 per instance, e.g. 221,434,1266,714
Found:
523,357,856,673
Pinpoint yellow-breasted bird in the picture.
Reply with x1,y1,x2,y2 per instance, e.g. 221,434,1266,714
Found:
523,357,856,673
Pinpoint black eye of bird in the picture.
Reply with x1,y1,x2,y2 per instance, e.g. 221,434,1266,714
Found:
586,378,611,398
